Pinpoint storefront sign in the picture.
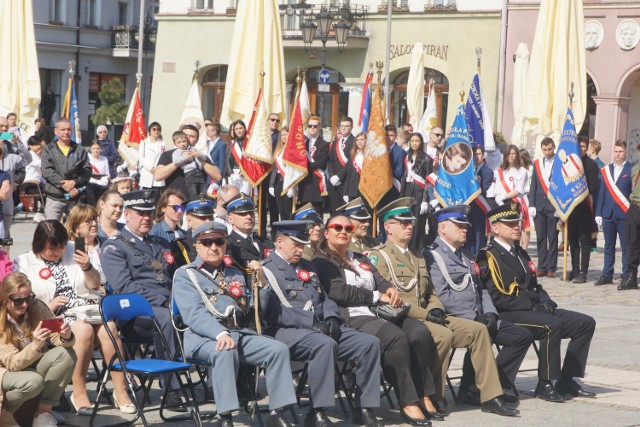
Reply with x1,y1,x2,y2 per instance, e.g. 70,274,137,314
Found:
390,44,448,61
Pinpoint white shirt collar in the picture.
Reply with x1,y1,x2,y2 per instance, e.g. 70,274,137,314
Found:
392,242,408,255
439,237,461,254
275,250,291,265
494,237,513,252
124,226,145,241
234,229,251,240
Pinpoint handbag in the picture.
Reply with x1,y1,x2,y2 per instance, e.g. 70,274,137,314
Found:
369,303,410,324
65,304,102,325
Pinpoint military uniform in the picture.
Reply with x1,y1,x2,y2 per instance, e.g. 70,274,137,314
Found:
171,230,196,270
336,197,380,255
293,203,323,263
349,235,380,254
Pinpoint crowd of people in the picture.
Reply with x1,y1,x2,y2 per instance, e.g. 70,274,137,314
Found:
0,109,637,426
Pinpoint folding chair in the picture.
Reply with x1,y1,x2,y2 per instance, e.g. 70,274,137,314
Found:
90,294,203,427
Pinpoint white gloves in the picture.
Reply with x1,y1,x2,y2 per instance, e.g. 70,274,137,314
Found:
116,164,128,173
529,207,536,219
286,188,295,198
269,187,275,197
595,216,602,226
329,175,341,186
420,202,429,215
429,199,440,208
343,195,349,203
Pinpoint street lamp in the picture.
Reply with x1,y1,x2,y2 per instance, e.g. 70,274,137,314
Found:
300,7,351,68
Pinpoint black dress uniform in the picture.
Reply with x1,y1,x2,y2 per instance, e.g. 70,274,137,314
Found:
477,202,597,400
335,197,380,254
170,198,215,270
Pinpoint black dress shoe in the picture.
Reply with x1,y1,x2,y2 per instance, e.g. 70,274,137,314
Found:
433,401,447,416
267,413,294,427
501,393,520,405
594,275,613,286
425,410,445,421
481,397,520,417
573,273,587,283
534,381,566,402
457,388,481,407
215,414,234,427
557,380,597,398
304,409,335,427
400,408,432,426
618,276,639,291
352,408,383,427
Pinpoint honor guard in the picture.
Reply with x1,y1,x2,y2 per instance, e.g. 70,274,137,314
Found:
171,198,215,270
224,193,274,283
173,221,297,427
371,198,518,417
292,203,323,261
261,220,383,427
101,189,183,400
335,197,380,254
424,205,533,405
477,201,597,401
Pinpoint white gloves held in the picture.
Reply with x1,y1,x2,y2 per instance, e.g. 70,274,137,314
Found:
529,207,536,219
595,216,602,226
269,187,275,197
329,175,341,186
343,195,349,203
420,202,429,215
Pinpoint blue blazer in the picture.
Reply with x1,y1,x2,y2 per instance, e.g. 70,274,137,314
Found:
596,162,634,220
389,143,407,180
208,137,226,183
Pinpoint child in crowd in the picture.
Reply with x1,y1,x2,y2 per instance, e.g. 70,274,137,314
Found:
171,130,207,199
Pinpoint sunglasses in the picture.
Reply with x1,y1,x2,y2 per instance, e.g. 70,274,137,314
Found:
11,293,36,307
151,128,160,131
170,205,186,213
269,118,280,123
197,238,227,247
326,223,355,233
432,133,443,137
308,124,319,128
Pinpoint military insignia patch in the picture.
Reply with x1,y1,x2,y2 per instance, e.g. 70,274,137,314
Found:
478,261,489,278
163,252,175,264
228,280,243,297
359,262,371,271
297,270,311,282
369,255,378,266
472,261,480,276
528,261,537,273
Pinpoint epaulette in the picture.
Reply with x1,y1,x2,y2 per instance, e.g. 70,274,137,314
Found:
371,242,385,250
106,236,117,240
261,257,273,266
426,242,439,251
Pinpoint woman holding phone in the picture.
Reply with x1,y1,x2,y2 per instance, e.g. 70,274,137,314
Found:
0,272,76,427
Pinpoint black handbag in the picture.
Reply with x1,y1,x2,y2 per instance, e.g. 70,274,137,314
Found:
369,303,410,324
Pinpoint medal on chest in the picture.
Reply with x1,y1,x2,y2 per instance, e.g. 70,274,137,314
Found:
150,259,165,282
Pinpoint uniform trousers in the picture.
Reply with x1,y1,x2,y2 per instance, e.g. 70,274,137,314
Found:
327,184,344,216
425,316,502,403
192,332,297,414
466,203,488,256
602,217,627,278
567,203,595,275
350,315,436,407
271,326,380,409
624,204,640,278
534,211,559,272
460,320,533,390
499,308,596,382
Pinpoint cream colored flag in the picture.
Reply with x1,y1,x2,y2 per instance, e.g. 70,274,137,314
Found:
220,0,286,127
407,43,425,130
299,80,311,129
419,79,438,141
511,43,530,148
179,78,206,151
244,91,272,164
0,0,41,136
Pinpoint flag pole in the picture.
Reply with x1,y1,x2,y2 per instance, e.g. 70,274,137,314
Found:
563,83,575,282
476,46,482,74
257,69,266,238
290,68,303,215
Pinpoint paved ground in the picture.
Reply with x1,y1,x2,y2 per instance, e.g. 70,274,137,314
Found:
8,215,640,426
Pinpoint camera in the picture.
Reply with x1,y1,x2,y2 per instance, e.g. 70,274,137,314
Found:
1,238,14,246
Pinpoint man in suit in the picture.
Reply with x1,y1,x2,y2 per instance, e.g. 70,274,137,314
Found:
101,189,183,404
528,137,559,278
467,145,495,255
566,137,599,283
595,140,633,286
327,117,355,215
425,205,533,404
225,192,274,284
621,143,640,290
477,201,597,402
336,197,379,254
261,220,383,427
298,115,329,216
173,221,296,427
370,198,518,417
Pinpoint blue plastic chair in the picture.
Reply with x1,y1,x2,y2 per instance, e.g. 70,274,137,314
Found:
90,294,202,427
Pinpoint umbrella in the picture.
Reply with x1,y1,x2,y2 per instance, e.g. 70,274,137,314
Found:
406,43,425,130
511,43,530,148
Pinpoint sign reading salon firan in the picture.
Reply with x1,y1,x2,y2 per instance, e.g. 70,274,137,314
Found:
390,44,449,61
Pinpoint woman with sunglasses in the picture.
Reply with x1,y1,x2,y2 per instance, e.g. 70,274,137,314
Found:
312,215,438,426
0,272,76,427
64,205,136,415
149,189,186,244
137,121,165,190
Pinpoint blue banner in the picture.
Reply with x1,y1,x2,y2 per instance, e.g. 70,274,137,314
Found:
434,105,480,206
360,75,372,133
548,107,588,221
70,83,82,144
464,72,493,149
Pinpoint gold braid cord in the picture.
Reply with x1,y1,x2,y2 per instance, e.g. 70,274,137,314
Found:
486,252,520,296
252,269,264,335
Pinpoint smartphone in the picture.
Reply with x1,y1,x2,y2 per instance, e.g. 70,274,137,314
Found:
75,236,86,253
42,318,63,333
0,132,14,140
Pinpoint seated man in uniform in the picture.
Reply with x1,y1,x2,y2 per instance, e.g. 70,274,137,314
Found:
261,220,383,427
477,201,597,401
171,197,215,270
101,189,183,405
424,205,533,405
336,197,380,254
370,198,518,417
292,203,323,261
174,221,296,427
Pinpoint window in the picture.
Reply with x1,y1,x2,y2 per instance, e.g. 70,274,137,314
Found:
50,0,65,23
84,0,100,27
194,0,213,8
118,1,129,26
202,66,229,121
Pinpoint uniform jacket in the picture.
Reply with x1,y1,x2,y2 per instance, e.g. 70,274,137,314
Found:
207,137,226,183
476,238,554,313
171,230,196,271
423,236,497,320
328,134,354,181
349,236,380,255
227,230,274,283
101,227,174,307
343,152,362,198
475,162,494,197
596,161,634,220
41,140,91,200
528,158,555,214
312,250,392,325
298,136,329,203
260,252,341,332
368,242,444,321
173,258,254,357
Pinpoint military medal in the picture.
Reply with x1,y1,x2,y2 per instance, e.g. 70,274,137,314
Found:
151,259,163,270
228,280,243,297
528,261,537,273
263,248,272,258
472,261,480,276
297,270,311,282
39,268,52,280
359,262,371,271
222,255,233,266
163,252,175,265
290,290,298,298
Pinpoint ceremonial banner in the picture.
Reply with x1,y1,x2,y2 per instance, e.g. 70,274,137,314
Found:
244,89,273,164
299,79,311,130
465,72,495,150
547,107,588,221
418,79,437,141
119,86,147,146
434,105,480,206
407,42,425,130
358,82,392,207
281,92,307,195
358,71,373,133
62,77,82,144
180,78,206,151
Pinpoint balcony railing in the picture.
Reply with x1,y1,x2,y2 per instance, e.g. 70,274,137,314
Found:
280,4,370,39
111,26,155,51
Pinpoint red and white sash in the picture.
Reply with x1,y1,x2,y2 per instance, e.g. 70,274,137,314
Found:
498,168,531,229
275,153,285,176
601,165,630,213
404,157,426,189
334,137,348,166
352,156,362,175
474,195,492,231
534,159,550,194
310,145,327,196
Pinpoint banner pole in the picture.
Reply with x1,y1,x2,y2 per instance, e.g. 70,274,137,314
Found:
563,221,568,282
257,184,263,238
372,208,378,238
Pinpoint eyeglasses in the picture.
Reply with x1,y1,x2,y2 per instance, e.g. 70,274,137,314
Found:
326,223,355,233
308,124,319,128
389,219,416,228
432,133,443,137
150,128,160,132
197,238,227,247
10,293,36,307
170,205,186,213
269,118,280,123
83,218,98,225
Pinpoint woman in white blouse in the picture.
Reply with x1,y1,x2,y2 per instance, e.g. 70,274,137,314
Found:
137,122,165,189
88,140,110,205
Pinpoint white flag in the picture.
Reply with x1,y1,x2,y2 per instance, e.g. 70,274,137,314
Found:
418,80,438,141
244,91,273,164
180,78,206,151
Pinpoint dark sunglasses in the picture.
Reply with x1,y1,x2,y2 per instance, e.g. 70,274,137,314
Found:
432,133,443,137
11,293,36,307
197,238,227,247
170,205,186,213
269,118,280,123
308,124,319,128
326,223,355,233
150,128,160,131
